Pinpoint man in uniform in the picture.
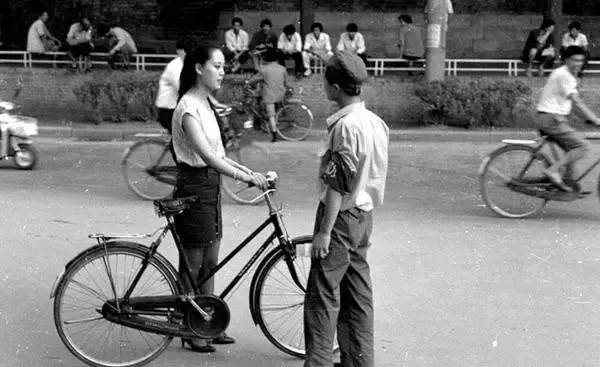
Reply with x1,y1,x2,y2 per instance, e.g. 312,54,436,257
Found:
304,50,389,367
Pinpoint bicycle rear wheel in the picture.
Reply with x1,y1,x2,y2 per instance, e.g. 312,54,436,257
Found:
479,144,550,218
252,236,339,358
53,242,179,367
222,141,270,205
122,139,176,200
276,103,313,141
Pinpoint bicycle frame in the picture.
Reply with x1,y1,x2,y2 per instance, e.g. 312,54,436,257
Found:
517,136,600,184
109,190,302,311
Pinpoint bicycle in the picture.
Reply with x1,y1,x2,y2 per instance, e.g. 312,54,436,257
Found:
121,106,271,204
479,129,600,218
51,173,338,367
237,81,314,141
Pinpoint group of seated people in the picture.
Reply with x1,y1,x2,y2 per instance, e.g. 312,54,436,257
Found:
522,18,590,77
223,17,367,77
26,10,138,71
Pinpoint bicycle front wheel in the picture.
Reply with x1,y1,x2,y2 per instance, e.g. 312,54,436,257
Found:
479,144,550,218
53,242,179,367
252,236,339,358
222,141,271,205
122,139,175,200
276,103,313,141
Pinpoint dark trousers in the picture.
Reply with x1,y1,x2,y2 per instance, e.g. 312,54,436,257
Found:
304,203,374,367
278,51,306,74
357,52,368,67
224,48,250,65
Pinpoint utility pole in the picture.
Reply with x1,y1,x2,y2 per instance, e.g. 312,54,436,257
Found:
300,0,314,42
424,0,452,82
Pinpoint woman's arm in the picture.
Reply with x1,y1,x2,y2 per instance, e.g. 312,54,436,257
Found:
183,113,267,188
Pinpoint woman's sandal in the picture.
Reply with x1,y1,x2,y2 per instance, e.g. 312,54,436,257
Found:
181,338,216,353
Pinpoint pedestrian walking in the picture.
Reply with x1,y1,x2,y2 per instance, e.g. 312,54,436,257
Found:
303,50,389,367
171,44,268,353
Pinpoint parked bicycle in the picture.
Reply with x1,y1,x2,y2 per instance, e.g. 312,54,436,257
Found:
237,81,314,141
479,129,599,218
121,106,270,204
51,172,338,367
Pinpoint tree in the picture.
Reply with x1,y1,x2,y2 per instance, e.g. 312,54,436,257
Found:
546,0,562,51
300,0,314,40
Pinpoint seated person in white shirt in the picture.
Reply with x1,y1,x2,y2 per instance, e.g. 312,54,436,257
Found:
66,16,94,72
223,17,250,73
302,22,333,76
277,24,306,77
98,23,137,69
337,22,367,65
561,21,589,77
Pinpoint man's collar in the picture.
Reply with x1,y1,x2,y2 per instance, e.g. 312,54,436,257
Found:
326,102,365,130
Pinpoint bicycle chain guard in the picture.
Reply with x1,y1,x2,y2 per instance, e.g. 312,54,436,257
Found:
185,295,230,338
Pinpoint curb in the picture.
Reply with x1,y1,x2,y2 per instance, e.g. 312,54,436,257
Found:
40,126,600,143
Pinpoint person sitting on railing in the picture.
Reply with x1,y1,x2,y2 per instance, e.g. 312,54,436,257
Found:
561,21,589,78
249,18,278,71
223,17,250,73
302,22,333,77
337,22,367,66
66,16,94,72
277,24,306,78
521,18,556,78
26,11,61,55
397,14,424,75
247,48,290,143
98,23,137,70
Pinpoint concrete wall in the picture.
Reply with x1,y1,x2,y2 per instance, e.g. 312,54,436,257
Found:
218,11,600,59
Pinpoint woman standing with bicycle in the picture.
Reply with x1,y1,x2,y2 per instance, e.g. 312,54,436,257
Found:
172,44,268,352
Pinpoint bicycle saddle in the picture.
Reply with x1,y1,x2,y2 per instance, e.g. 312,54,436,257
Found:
154,196,198,216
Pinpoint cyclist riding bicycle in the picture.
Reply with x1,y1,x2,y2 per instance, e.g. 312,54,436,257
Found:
536,45,600,193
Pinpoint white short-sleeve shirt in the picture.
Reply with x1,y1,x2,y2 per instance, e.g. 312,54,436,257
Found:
562,32,588,48
537,65,578,116
26,19,46,53
172,94,225,167
155,57,183,109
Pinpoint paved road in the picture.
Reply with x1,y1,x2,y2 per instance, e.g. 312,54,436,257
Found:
3,138,600,367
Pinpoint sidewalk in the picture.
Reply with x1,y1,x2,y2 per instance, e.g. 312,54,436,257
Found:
39,124,556,143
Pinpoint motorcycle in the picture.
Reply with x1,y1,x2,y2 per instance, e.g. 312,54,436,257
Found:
0,100,38,170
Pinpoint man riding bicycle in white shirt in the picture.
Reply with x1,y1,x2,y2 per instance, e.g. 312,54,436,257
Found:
536,45,600,193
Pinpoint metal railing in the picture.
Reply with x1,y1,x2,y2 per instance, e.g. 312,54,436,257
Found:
1,50,599,76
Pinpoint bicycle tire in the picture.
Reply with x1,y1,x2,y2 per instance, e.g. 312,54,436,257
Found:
222,141,270,205
276,103,313,141
251,236,339,358
479,144,550,218
122,139,175,201
53,242,179,367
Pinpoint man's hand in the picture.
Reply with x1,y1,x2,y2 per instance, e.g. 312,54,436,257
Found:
311,232,331,259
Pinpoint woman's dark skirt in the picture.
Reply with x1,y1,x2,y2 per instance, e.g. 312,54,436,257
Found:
174,163,222,249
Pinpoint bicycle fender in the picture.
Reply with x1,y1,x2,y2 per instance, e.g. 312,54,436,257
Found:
50,241,180,299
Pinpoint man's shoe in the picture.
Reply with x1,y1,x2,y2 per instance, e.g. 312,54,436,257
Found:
543,169,572,192
212,334,235,344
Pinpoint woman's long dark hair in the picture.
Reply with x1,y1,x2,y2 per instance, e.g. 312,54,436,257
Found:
178,44,220,101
